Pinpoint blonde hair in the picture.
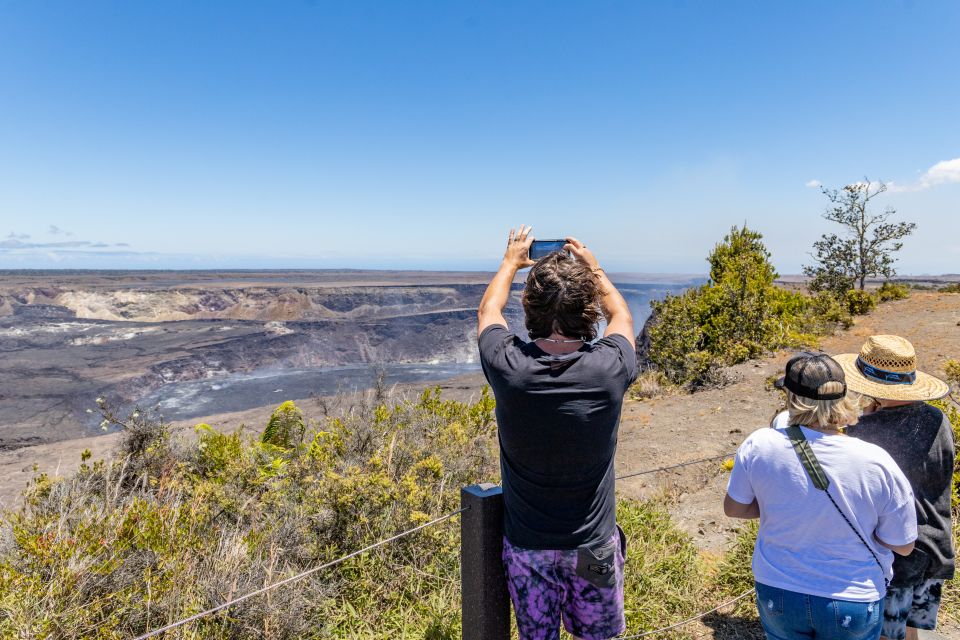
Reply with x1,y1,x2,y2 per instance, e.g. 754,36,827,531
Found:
785,381,860,429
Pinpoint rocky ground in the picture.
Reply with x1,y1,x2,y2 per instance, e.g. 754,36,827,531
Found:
0,272,507,448
0,270,687,448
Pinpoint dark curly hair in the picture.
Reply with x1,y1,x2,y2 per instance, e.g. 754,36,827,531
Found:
522,253,603,341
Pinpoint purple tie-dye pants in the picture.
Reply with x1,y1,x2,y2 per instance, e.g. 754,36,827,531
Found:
501,529,626,640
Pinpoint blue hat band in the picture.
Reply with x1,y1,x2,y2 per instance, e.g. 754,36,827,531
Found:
856,357,916,385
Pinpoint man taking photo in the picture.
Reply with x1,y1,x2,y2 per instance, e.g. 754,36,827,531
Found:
477,225,637,640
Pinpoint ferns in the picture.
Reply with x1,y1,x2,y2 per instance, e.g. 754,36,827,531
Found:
261,400,306,449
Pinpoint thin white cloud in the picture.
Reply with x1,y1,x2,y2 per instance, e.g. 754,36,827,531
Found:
1,239,95,249
889,157,960,192
1,234,134,254
919,157,960,188
48,224,73,236
805,179,821,188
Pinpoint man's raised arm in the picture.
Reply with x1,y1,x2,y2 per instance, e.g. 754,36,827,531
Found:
563,237,634,348
478,225,535,335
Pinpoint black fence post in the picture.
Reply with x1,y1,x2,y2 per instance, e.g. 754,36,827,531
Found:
460,483,509,640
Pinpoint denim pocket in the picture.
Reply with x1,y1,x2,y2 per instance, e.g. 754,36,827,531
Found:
832,598,882,639
754,582,784,617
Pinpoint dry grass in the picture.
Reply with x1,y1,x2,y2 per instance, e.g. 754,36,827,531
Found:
630,370,677,401
3,376,954,638
0,386,499,639
0,384,765,640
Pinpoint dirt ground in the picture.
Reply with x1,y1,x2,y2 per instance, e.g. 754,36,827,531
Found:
0,291,957,637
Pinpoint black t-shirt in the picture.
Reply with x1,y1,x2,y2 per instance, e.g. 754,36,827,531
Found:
478,324,638,550
847,402,956,586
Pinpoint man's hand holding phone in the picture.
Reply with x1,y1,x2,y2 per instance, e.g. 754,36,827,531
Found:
503,225,536,270
563,236,635,347
563,236,601,272
480,224,535,334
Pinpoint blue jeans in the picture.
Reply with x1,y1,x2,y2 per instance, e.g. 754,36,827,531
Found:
755,582,884,640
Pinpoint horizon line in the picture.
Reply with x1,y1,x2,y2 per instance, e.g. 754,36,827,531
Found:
1,267,958,279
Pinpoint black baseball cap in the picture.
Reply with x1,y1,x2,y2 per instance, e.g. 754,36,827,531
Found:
776,352,847,400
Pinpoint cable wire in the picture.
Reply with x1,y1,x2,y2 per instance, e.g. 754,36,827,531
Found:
132,507,467,640
616,452,735,480
133,454,746,637
617,588,756,639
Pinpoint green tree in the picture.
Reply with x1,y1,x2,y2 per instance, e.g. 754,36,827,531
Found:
704,225,781,361
647,225,811,388
803,180,916,293
708,224,778,286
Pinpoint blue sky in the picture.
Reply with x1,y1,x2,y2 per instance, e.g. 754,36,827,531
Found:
1,1,958,274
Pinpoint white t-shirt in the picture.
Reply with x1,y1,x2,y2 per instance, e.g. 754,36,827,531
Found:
727,425,917,601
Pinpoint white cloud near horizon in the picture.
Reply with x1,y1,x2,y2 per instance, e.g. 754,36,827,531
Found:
0,231,134,256
0,238,98,249
805,179,821,188
888,157,960,192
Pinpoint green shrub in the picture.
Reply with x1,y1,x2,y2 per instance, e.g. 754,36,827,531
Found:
876,281,910,301
806,291,853,331
939,283,960,293
0,382,761,639
0,390,499,638
844,289,877,315
645,225,844,388
646,288,721,388
945,360,960,390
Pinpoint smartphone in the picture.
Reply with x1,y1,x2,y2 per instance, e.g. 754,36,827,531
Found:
529,239,569,261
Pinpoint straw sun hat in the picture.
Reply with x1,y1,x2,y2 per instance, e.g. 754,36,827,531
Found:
834,335,950,401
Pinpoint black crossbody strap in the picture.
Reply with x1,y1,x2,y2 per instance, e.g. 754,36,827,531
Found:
785,425,890,589
785,426,830,490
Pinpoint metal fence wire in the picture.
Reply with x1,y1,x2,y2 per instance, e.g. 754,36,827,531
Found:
132,454,744,639
617,452,734,480
132,508,467,640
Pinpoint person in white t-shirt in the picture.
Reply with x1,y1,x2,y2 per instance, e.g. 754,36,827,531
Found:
724,352,917,640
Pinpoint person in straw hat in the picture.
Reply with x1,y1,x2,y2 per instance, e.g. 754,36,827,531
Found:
838,335,954,640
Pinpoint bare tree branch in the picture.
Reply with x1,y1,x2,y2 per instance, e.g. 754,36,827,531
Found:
804,179,915,293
